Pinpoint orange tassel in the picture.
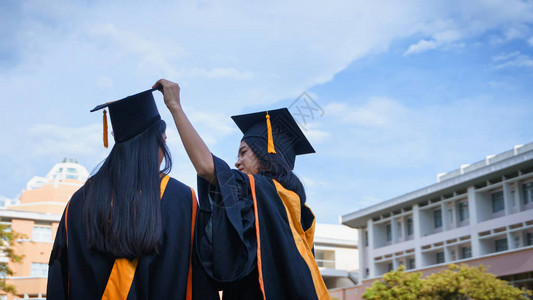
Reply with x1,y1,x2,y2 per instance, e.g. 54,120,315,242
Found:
266,111,276,154
103,110,109,148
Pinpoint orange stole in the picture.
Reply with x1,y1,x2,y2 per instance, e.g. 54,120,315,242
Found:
272,180,330,300
247,175,266,300
186,187,198,300
101,175,173,300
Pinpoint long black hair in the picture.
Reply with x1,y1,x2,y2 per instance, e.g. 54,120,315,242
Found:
83,120,172,259
243,136,306,203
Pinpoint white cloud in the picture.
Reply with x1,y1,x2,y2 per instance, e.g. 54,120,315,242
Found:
405,28,465,55
405,39,438,55
186,109,238,146
528,36,533,47
186,68,254,80
87,23,187,71
295,120,330,144
301,176,329,189
492,51,521,61
320,96,529,170
325,98,407,127
490,24,531,44
28,123,105,157
493,52,533,68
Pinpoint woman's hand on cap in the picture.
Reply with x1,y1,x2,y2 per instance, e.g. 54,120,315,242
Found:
153,79,181,112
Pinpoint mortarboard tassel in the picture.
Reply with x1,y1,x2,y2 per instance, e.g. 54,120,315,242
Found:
266,111,276,153
103,110,109,148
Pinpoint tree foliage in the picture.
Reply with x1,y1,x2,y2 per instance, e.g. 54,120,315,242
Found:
362,266,422,300
363,264,531,300
0,223,24,294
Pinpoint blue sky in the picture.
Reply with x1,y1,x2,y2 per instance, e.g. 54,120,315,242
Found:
1,0,533,223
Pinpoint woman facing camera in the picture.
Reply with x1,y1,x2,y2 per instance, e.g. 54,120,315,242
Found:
155,79,330,300
47,89,197,299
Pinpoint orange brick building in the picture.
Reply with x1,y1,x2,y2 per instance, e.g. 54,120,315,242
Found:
0,158,88,300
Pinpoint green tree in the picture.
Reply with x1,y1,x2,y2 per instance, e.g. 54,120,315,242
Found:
362,266,422,300
363,264,531,300
422,264,531,300
0,223,24,294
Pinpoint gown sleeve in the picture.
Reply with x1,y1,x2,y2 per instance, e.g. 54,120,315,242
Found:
47,209,69,300
195,154,257,283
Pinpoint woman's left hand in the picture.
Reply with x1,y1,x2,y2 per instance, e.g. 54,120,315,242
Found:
153,79,181,112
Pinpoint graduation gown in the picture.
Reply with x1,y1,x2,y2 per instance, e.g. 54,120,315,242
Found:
193,156,329,300
47,175,197,300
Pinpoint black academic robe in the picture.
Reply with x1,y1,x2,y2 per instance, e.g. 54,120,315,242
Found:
47,176,197,300
193,156,330,300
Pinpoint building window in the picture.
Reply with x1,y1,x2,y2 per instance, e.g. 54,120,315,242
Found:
513,234,521,248
30,263,48,277
364,231,369,247
492,191,504,213
386,223,392,242
315,249,335,268
527,232,533,246
461,246,472,259
0,221,11,233
406,218,413,236
408,258,416,270
387,263,393,272
434,209,442,229
436,251,445,264
458,202,469,222
523,182,533,205
447,205,454,227
495,238,508,252
396,221,402,238
33,225,52,242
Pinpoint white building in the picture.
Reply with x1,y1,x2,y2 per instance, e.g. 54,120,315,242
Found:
314,223,359,289
339,142,533,298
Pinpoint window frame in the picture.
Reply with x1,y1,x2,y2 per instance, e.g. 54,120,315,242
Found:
522,182,533,205
32,225,52,242
406,217,413,236
460,246,472,259
436,251,445,264
433,209,442,229
491,190,505,213
30,262,48,277
495,238,508,252
458,201,469,222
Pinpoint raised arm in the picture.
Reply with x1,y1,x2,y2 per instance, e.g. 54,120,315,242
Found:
153,79,216,183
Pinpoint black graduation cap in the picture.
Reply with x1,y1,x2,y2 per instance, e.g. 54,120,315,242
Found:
90,88,160,147
231,108,315,169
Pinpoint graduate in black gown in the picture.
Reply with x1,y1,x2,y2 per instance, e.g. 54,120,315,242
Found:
47,89,197,299
154,79,330,300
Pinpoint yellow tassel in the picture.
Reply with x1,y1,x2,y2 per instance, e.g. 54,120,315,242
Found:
103,110,109,148
266,111,276,153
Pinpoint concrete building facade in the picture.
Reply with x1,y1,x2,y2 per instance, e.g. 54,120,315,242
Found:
334,142,533,300
314,224,359,290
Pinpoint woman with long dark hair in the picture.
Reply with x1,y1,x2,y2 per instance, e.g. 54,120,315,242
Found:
155,79,329,299
47,89,197,299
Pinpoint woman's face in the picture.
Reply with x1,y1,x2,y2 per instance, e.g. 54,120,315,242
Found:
235,140,261,175
158,132,167,167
